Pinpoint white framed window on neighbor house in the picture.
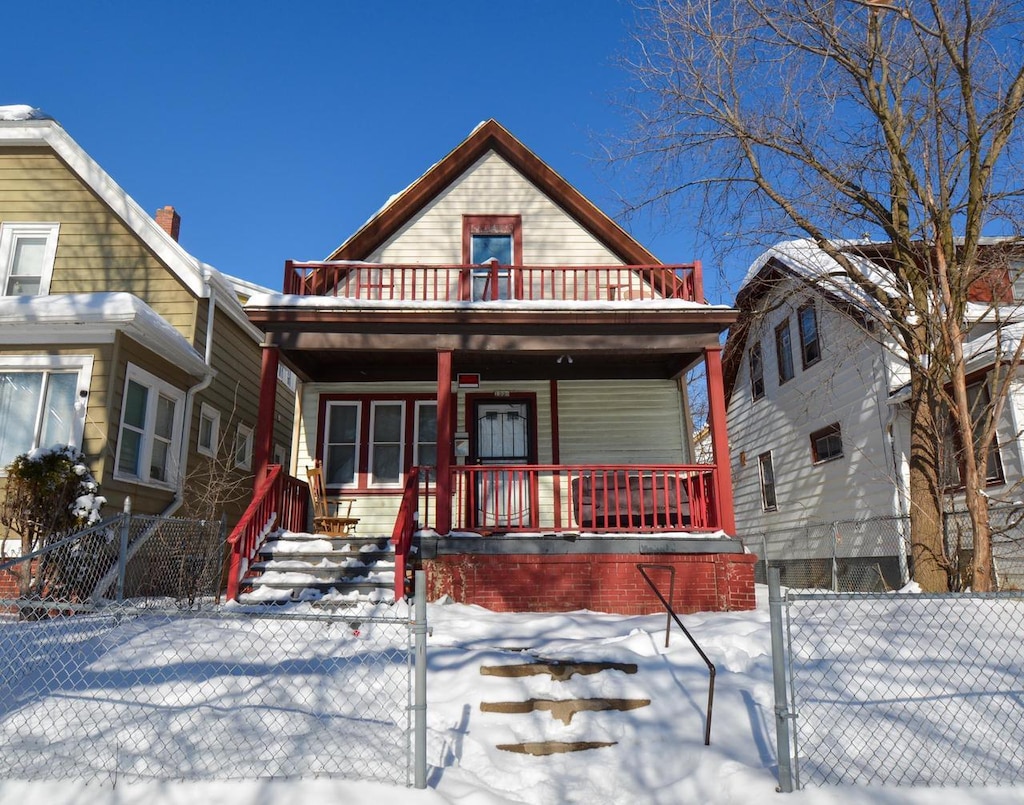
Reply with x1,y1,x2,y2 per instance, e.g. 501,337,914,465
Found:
810,423,843,463
749,342,765,401
758,451,778,512
798,302,822,368
272,442,289,468
114,363,185,487
234,423,253,471
0,355,92,470
196,402,220,458
0,222,59,296
775,319,795,384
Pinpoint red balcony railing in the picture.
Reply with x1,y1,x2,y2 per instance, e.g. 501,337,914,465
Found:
283,261,704,304
449,464,721,534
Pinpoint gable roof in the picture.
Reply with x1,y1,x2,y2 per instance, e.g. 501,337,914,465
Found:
0,106,263,343
326,119,660,265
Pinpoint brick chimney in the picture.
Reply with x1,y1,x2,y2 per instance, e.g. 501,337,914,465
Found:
155,205,181,241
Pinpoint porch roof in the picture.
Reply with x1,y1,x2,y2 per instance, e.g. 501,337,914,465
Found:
245,295,736,383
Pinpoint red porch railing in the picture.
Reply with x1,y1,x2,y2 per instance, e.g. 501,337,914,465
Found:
449,465,721,534
390,466,423,601
226,465,309,601
283,261,704,304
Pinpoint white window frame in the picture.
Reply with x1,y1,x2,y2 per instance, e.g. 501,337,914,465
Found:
413,400,438,468
113,363,185,488
272,442,289,468
368,400,405,487
196,402,220,458
234,423,254,471
0,222,59,296
758,451,778,512
0,355,93,473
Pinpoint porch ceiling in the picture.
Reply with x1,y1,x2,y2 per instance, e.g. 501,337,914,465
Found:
281,348,704,383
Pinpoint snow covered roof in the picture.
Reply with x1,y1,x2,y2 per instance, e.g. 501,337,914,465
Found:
739,238,899,311
0,293,208,377
0,106,263,345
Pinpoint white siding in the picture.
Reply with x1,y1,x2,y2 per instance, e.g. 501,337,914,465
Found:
369,151,625,266
727,279,903,538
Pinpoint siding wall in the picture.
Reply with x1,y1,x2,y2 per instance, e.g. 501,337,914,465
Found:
369,151,625,266
727,279,903,537
557,380,687,465
0,147,198,337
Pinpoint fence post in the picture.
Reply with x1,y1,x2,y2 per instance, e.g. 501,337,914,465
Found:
413,569,428,789
768,568,795,792
830,522,839,592
116,497,132,603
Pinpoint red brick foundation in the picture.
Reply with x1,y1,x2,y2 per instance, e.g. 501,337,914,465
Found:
423,551,757,614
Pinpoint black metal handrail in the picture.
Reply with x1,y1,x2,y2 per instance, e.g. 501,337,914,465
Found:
637,563,717,746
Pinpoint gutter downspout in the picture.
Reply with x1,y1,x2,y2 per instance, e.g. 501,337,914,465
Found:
162,277,218,517
879,336,911,585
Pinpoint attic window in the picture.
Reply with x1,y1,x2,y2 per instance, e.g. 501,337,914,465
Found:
0,222,59,296
1011,258,1024,301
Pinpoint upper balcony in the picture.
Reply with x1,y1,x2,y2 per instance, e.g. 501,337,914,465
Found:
283,261,705,304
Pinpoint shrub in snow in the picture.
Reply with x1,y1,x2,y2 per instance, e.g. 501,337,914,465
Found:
1,445,109,601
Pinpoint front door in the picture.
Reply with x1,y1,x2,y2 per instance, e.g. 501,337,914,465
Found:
474,400,532,528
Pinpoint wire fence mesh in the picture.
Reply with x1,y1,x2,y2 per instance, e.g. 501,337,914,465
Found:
772,586,1024,788
0,511,420,787
752,504,1024,592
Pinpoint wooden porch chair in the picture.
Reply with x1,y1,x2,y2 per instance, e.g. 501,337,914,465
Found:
306,461,359,536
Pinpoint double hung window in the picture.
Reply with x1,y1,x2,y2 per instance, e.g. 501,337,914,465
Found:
798,303,821,368
775,319,794,384
114,364,184,486
749,342,765,401
758,452,777,511
0,223,59,296
321,397,438,489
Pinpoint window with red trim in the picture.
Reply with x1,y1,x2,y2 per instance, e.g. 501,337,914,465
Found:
462,215,522,301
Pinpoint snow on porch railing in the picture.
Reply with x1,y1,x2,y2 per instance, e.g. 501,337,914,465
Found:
226,465,309,601
450,465,721,534
283,261,704,304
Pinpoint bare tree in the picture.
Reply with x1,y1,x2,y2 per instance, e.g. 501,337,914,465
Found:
617,0,1024,590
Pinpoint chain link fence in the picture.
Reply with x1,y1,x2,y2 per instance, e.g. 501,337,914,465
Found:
768,571,1024,789
752,504,1024,592
0,512,427,787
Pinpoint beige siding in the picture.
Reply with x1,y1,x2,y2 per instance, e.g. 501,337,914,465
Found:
101,334,199,516
557,380,687,465
0,147,198,338
369,151,625,267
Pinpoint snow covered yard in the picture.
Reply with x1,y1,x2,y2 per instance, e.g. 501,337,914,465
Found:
1,588,1023,804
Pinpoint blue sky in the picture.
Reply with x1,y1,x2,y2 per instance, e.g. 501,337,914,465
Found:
3,1,737,301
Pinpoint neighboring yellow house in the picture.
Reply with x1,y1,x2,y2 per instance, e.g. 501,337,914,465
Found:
0,105,294,528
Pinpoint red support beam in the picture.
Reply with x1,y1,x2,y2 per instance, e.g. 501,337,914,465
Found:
704,345,736,534
252,344,280,489
435,350,453,535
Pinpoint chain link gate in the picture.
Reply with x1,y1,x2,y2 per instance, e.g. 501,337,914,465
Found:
769,568,1024,789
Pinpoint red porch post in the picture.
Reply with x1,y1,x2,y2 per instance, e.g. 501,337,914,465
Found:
704,345,736,534
252,343,279,489
435,350,453,535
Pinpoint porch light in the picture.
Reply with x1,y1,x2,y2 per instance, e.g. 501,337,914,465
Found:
556,354,574,364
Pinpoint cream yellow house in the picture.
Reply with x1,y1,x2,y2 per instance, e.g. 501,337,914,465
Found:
0,105,293,528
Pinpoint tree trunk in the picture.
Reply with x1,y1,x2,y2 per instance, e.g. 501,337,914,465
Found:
906,372,948,592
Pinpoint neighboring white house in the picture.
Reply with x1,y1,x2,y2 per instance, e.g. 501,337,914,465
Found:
724,239,1024,589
